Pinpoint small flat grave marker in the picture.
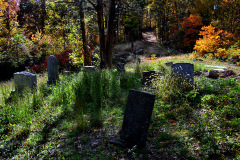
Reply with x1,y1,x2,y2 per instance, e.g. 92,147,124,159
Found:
47,55,59,85
120,89,156,147
83,66,96,72
171,63,194,83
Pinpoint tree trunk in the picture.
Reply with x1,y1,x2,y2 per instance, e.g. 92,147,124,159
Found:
96,0,105,61
105,0,116,68
79,0,91,66
40,0,46,34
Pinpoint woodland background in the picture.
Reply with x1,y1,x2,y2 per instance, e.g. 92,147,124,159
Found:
0,0,239,80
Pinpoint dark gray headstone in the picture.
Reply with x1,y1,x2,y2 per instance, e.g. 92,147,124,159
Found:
117,63,125,73
120,89,156,147
47,55,58,85
171,63,194,83
14,71,37,91
142,71,155,86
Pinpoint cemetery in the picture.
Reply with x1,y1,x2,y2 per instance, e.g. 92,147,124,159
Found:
1,53,240,159
0,0,239,158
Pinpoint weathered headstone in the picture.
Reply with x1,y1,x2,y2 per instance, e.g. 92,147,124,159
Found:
120,89,156,147
14,71,37,91
171,63,194,83
117,62,125,73
47,55,58,85
142,71,155,86
83,66,95,72
165,62,173,67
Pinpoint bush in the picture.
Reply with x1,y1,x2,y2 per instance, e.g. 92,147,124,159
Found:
193,25,236,59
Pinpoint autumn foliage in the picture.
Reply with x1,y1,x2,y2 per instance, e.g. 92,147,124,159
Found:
194,25,235,59
180,14,203,51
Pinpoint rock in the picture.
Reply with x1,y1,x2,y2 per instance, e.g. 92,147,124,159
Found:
219,70,236,78
207,70,219,79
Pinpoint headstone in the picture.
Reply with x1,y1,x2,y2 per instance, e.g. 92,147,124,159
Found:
47,55,58,85
100,59,106,69
120,89,156,147
204,65,227,70
14,71,37,91
142,71,155,86
165,62,173,67
137,58,141,64
171,63,194,83
83,66,95,72
117,63,125,73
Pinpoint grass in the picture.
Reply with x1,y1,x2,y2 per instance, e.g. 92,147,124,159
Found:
0,56,240,159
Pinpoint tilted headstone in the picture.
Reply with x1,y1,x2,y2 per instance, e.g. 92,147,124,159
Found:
171,63,194,83
120,89,156,147
14,71,37,91
142,71,155,86
83,66,95,72
117,62,125,73
47,55,58,85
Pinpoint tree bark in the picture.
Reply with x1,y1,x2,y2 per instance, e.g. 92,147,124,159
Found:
105,0,116,68
79,0,91,66
96,0,105,61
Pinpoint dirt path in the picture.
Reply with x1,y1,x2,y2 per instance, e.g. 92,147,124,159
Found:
142,32,158,44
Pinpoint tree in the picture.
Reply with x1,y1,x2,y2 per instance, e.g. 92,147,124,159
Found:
88,0,118,68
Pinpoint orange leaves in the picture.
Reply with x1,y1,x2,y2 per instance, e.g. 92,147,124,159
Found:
194,25,236,59
181,14,203,29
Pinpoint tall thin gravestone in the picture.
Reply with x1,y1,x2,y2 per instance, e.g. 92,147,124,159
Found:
119,89,156,147
47,55,58,85
171,63,194,83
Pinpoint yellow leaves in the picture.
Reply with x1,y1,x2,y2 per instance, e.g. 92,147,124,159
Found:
215,48,226,58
